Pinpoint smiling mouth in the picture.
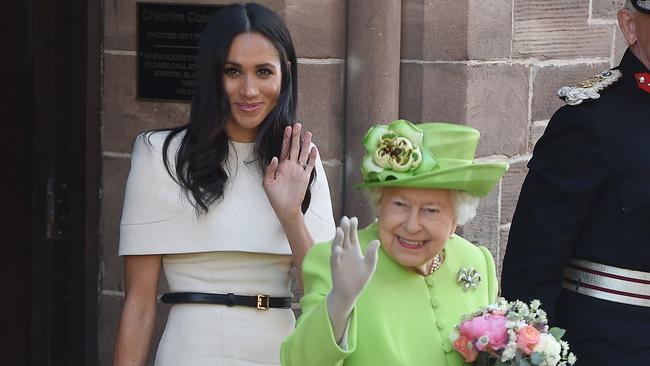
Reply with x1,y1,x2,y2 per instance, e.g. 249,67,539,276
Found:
236,102,263,112
396,235,426,249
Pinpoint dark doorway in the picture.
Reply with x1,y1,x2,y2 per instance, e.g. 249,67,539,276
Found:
3,0,100,364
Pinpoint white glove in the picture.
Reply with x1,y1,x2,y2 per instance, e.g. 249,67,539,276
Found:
326,216,380,343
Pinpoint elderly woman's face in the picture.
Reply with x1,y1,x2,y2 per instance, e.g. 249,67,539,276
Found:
377,187,457,275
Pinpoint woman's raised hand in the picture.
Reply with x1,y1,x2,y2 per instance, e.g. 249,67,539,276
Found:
330,216,379,303
263,122,317,222
327,216,380,342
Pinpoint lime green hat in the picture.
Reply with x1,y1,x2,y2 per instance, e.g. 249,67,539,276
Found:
354,119,509,197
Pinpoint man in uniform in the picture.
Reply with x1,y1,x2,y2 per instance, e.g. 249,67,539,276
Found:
501,1,650,364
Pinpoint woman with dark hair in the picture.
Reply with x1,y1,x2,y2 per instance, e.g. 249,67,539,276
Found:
113,3,335,366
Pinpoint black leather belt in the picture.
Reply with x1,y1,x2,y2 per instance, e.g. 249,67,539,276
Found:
160,292,292,310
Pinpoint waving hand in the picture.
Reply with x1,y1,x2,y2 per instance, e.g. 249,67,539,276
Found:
327,216,380,343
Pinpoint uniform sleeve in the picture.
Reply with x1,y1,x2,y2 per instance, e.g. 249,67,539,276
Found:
500,106,609,322
305,147,336,244
281,243,357,366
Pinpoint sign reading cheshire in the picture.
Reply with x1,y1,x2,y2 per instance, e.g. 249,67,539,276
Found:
137,3,223,101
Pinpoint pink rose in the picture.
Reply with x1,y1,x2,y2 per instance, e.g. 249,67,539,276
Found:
484,314,508,350
454,335,479,363
460,316,489,340
516,325,540,355
459,314,508,351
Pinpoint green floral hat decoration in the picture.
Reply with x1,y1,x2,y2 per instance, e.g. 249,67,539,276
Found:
355,119,509,197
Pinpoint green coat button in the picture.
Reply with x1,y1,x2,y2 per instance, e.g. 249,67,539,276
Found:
430,297,441,308
443,342,453,352
424,276,436,287
436,319,447,329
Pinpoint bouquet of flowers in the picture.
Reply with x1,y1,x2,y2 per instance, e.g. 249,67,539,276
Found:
449,298,576,366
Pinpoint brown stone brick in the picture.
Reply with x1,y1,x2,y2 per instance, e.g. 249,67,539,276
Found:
103,54,190,153
457,186,501,260
323,162,344,223
402,0,511,61
283,0,346,58
614,25,629,65
529,121,548,152
101,156,130,292
401,0,425,60
401,0,469,61
399,63,425,122
467,0,512,59
402,63,529,157
500,160,529,225
467,64,530,157
105,0,284,51
98,295,121,366
591,0,624,19
99,295,170,366
344,0,401,224
297,62,345,161
418,63,468,123
531,63,610,121
512,0,613,59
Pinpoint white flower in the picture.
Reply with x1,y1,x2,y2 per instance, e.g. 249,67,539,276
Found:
477,335,489,349
515,320,528,331
532,333,562,366
501,343,517,361
448,329,460,342
567,353,577,365
507,329,517,342
560,340,569,357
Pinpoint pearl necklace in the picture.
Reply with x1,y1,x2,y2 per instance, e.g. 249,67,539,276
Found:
428,250,444,276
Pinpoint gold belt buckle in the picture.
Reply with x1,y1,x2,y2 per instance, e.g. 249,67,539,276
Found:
256,294,270,310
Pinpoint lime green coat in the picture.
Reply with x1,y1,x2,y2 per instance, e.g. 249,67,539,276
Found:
281,222,498,366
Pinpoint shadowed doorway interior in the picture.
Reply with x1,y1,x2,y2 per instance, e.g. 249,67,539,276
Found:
3,0,100,364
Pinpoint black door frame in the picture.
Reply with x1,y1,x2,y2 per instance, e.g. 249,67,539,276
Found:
28,0,101,364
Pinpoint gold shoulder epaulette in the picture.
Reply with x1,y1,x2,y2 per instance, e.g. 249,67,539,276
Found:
557,69,622,106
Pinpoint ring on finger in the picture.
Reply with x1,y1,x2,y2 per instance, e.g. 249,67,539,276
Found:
299,161,308,169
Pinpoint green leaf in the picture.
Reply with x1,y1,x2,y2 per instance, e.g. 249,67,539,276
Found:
530,352,543,365
549,327,566,341
412,147,437,174
362,125,388,152
361,155,383,175
376,169,413,182
389,119,423,146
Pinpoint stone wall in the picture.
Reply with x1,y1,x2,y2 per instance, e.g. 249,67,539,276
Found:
98,0,626,364
399,0,626,276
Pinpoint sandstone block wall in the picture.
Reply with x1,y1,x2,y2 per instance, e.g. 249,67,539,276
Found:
399,0,625,275
99,1,625,364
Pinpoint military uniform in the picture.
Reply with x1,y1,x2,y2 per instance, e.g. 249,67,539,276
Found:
501,48,650,365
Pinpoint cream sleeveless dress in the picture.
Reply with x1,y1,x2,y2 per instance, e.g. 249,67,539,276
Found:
118,131,336,366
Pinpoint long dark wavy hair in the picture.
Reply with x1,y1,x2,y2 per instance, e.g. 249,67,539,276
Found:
155,3,314,214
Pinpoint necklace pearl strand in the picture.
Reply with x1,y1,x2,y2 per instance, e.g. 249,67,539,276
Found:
428,250,444,276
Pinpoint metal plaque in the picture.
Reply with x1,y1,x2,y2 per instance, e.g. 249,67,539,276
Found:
137,2,223,101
